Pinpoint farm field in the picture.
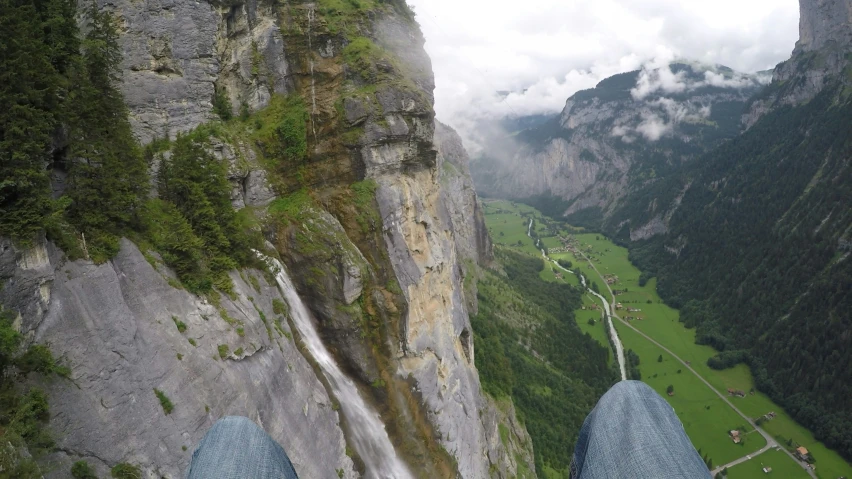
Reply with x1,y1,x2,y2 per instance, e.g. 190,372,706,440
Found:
575,294,612,366
573,233,851,479
480,199,852,479
726,448,811,479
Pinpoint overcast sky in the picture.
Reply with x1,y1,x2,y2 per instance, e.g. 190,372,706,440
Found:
406,0,800,139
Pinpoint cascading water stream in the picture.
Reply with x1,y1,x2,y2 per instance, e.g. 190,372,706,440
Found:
305,5,319,146
550,259,574,274
257,252,413,479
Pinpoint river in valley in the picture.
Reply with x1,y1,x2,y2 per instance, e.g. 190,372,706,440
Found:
526,223,627,381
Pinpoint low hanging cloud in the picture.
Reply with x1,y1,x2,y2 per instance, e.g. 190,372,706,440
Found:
635,112,671,141
407,0,798,152
631,54,688,100
631,62,773,100
611,97,715,142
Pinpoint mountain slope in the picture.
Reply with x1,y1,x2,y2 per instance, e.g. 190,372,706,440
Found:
624,0,852,461
630,85,851,459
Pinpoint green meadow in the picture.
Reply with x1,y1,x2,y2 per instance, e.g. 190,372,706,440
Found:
574,233,851,479
726,448,811,479
574,294,612,365
480,199,852,479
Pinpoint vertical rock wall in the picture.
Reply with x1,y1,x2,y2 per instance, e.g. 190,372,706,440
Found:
0,239,356,479
0,0,532,477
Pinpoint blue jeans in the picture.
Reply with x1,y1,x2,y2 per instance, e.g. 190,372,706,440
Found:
185,416,298,479
187,382,709,478
571,381,711,478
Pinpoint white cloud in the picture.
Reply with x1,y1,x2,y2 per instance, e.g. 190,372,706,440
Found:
631,63,688,100
611,97,715,142
407,0,799,149
701,70,773,89
635,112,672,141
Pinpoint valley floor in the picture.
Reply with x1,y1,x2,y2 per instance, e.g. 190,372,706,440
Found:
481,199,852,479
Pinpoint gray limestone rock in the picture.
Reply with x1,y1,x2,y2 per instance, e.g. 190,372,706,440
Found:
744,0,851,127
480,396,536,478
343,97,372,127
796,0,852,53
435,121,494,313
0,239,355,479
108,0,293,144
108,0,219,143
370,121,501,477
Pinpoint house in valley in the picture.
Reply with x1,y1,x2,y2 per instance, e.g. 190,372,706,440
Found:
729,430,741,444
795,446,811,462
727,388,746,398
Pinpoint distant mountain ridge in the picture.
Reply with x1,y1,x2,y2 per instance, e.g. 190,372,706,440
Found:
470,62,768,232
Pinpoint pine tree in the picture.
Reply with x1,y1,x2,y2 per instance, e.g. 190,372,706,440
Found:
65,3,148,260
0,0,62,241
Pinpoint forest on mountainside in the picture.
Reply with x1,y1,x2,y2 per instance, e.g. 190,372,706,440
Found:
472,248,617,475
0,2,151,471
626,85,852,460
1,0,148,256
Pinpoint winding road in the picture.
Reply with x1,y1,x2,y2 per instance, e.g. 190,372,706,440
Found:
574,248,817,478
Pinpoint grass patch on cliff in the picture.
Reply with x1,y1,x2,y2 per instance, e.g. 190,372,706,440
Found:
350,180,380,234
172,316,187,333
71,461,98,479
218,344,230,360
269,190,314,225
342,37,386,80
316,0,378,33
251,95,308,170
110,463,142,479
154,388,174,415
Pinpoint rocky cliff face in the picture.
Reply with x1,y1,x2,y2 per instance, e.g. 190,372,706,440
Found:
1,238,355,479
0,0,527,477
471,63,767,235
797,0,852,53
744,0,852,127
111,0,291,144
435,121,493,314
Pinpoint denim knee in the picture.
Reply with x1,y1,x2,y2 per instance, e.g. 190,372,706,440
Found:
209,416,262,435
599,380,654,404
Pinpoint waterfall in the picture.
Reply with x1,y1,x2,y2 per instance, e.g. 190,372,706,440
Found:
257,252,413,479
305,5,319,146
